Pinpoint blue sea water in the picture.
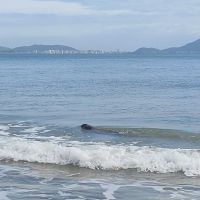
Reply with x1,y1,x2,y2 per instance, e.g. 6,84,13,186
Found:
0,54,200,199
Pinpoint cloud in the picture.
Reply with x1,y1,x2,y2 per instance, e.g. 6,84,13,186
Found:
1,0,200,50
0,0,138,16
0,0,90,15
1,0,199,18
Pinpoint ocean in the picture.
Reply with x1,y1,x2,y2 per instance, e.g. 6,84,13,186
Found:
0,54,200,199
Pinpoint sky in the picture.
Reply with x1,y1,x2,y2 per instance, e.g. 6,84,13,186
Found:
1,0,200,51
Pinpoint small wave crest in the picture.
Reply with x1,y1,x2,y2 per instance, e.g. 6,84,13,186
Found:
0,136,200,176
102,127,200,140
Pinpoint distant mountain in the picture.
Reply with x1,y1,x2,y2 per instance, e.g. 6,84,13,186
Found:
162,39,200,55
12,45,79,54
0,46,11,52
133,48,160,56
133,39,200,56
1,39,200,55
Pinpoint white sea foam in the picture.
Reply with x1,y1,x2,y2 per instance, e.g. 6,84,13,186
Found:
10,124,29,128
22,126,46,134
0,125,9,131
101,183,121,200
0,136,200,176
82,180,200,200
0,191,10,200
0,131,10,136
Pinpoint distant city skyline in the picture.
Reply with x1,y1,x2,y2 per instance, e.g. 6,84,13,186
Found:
1,0,200,51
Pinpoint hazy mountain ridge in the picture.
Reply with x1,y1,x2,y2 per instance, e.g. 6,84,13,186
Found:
133,48,160,56
0,46,11,52
1,39,200,55
0,45,79,54
133,39,200,56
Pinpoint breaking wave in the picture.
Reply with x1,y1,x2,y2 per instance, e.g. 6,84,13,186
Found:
1,135,200,176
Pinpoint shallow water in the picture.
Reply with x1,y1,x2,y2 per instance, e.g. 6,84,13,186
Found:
0,55,200,199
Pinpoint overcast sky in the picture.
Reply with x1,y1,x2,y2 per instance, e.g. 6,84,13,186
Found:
1,0,200,50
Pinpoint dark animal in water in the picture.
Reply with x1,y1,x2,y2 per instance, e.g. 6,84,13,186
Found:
80,124,121,135
81,124,93,130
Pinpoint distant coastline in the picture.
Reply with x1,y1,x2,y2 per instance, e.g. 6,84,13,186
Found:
1,39,200,56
